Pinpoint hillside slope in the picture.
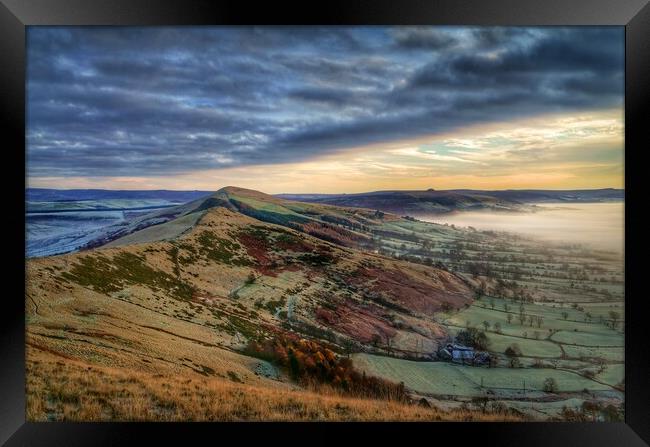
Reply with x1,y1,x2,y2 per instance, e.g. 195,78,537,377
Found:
26,189,480,420
28,203,471,358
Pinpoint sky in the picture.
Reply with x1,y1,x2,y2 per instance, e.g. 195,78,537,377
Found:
26,26,624,193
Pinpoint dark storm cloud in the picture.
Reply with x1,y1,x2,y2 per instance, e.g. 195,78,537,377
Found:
26,26,624,177
470,27,534,49
391,26,459,49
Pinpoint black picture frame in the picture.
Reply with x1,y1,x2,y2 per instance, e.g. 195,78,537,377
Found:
2,0,648,445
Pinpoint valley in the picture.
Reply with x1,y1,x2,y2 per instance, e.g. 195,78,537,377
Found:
25,187,624,421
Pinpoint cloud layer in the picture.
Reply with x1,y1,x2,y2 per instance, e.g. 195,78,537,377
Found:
27,26,624,180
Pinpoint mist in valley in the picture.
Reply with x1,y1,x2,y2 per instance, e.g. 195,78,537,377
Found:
420,202,624,255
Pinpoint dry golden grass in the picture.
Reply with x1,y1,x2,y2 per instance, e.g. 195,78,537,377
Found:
27,351,523,422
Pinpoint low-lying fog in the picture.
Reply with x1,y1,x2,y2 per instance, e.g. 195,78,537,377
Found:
420,202,624,254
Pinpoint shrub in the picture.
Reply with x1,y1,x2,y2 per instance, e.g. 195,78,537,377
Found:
504,344,522,358
440,301,453,312
582,369,596,379
543,377,559,393
559,406,587,422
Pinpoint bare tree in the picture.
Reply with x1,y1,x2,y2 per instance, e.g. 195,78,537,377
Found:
342,338,357,358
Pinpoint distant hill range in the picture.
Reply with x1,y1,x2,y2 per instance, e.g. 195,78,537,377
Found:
26,188,212,203
276,188,624,215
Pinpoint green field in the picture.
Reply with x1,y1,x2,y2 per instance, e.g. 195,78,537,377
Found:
550,330,622,347
439,295,623,363
562,345,624,362
352,354,615,397
353,354,480,396
366,277,625,417
445,326,563,358
290,195,625,419
595,363,625,387
506,398,588,418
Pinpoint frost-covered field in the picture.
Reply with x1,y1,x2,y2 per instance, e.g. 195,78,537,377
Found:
26,199,184,257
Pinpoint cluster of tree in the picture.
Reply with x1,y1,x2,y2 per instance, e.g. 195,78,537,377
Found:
479,320,504,335
477,279,534,303
558,402,623,422
245,335,407,402
392,252,448,272
319,214,369,233
505,343,523,368
608,310,621,329
455,327,490,351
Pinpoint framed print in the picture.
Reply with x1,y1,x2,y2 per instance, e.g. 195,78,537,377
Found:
1,0,649,445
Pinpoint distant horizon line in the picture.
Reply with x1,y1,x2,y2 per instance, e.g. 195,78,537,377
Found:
26,186,624,194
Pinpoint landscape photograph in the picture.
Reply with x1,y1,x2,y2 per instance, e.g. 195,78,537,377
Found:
26,26,624,421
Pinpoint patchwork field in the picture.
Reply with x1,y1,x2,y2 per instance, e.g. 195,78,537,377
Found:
353,275,623,419
350,205,624,420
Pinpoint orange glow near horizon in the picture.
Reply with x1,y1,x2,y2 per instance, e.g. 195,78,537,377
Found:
28,108,624,194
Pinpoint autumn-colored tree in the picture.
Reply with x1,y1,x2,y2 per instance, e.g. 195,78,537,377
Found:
245,335,407,402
